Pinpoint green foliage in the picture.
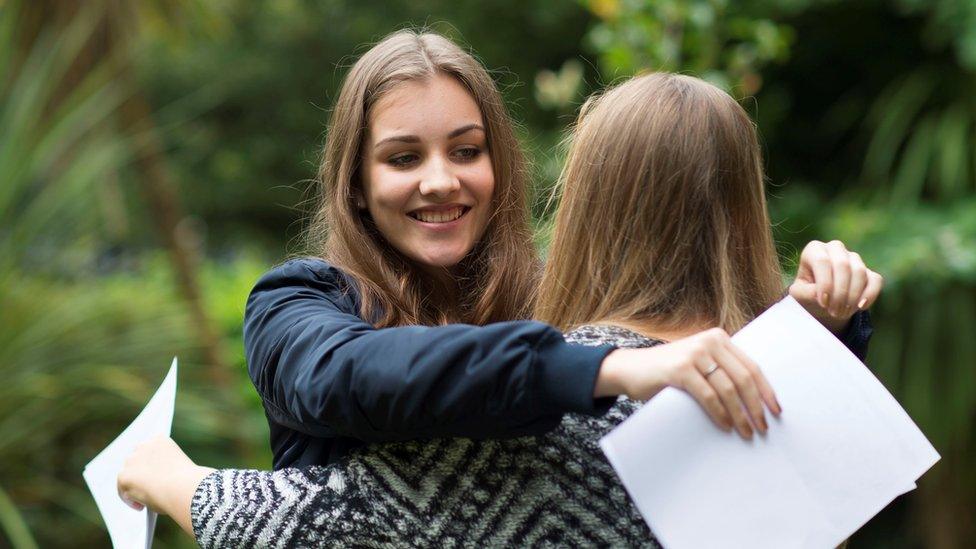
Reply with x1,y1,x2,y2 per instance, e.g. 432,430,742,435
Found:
580,0,794,95
0,3,269,546
898,0,976,70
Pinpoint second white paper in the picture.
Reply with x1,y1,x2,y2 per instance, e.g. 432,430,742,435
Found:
83,358,178,549
600,298,939,549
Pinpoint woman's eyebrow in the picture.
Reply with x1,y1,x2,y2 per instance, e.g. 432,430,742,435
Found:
448,123,485,138
373,124,485,149
373,134,420,148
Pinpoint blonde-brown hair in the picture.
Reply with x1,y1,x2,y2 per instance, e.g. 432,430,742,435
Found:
536,73,783,333
308,30,538,327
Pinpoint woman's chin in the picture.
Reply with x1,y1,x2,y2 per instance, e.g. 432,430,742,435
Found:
409,245,473,271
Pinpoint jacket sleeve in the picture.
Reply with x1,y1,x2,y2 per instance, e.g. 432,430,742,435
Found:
244,259,616,442
838,309,873,362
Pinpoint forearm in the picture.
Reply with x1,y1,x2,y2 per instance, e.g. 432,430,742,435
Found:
258,322,614,441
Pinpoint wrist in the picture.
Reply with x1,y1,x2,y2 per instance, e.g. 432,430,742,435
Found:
819,314,851,335
161,463,212,518
594,350,629,398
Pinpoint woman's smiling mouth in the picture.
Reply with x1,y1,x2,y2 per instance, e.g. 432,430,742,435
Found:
407,206,470,224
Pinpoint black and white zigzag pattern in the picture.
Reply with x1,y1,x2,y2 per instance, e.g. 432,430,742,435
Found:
191,325,663,548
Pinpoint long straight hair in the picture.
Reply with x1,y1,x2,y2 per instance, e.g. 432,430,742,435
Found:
308,30,538,327
536,73,783,333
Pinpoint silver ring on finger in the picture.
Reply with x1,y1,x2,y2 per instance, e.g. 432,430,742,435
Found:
703,363,720,378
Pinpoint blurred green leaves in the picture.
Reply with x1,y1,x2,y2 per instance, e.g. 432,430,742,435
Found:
580,0,794,95
0,2,264,547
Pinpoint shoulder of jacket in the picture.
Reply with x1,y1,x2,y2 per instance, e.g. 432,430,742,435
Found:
249,257,358,298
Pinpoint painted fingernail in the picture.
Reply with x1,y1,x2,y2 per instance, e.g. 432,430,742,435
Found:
759,417,768,433
858,297,867,309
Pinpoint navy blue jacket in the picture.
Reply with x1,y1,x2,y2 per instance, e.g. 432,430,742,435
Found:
245,258,873,469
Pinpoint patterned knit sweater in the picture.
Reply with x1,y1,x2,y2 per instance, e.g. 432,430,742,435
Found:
190,325,663,548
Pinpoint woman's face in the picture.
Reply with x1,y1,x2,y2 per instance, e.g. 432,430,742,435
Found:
360,73,494,271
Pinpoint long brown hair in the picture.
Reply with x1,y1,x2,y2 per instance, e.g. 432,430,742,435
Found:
308,30,538,327
536,73,783,333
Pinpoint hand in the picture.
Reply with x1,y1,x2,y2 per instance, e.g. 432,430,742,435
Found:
596,328,781,439
117,435,211,520
789,240,884,334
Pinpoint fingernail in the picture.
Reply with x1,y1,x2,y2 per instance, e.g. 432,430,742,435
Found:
774,399,783,415
858,297,867,309
759,417,768,433
819,292,828,308
822,293,830,307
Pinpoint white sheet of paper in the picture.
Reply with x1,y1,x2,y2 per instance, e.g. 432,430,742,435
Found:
600,298,939,549
83,358,177,549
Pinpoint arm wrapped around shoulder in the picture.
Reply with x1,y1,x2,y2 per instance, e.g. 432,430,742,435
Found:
244,259,616,442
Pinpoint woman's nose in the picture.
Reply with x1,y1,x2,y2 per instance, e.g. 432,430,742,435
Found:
418,156,461,197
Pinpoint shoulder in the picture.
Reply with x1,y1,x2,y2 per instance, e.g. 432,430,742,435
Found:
564,324,662,349
254,257,354,291
246,257,361,314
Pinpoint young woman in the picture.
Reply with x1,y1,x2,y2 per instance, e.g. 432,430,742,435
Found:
119,35,880,544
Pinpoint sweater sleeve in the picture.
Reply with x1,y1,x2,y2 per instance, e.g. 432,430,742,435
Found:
190,467,379,548
244,259,616,442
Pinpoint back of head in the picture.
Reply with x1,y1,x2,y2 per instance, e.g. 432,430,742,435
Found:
536,73,783,333
310,30,537,327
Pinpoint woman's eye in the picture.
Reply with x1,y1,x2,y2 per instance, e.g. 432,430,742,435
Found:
388,154,418,167
453,147,481,161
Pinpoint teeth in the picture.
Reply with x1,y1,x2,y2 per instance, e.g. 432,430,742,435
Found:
412,207,465,223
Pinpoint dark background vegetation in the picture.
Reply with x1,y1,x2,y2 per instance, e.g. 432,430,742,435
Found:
2,1,973,547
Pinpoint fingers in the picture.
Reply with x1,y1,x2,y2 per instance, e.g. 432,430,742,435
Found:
120,491,145,511
825,240,851,316
724,340,782,416
689,328,781,440
860,270,884,310
807,240,884,316
846,252,869,315
801,241,833,309
704,347,765,433
700,367,757,439
117,472,145,511
681,371,734,433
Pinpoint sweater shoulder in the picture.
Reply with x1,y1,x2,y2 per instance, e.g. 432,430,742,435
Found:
564,324,662,349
